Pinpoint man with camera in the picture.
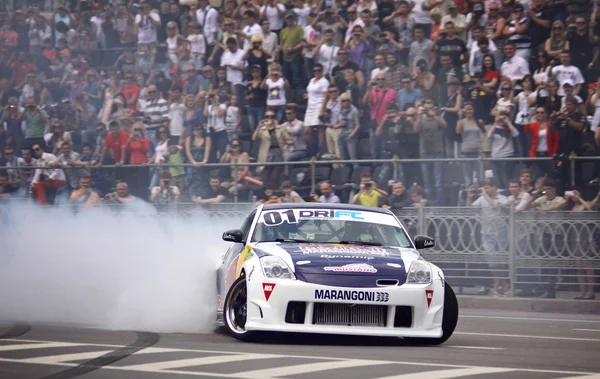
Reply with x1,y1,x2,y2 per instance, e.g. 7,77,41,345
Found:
352,172,388,207
69,175,101,207
105,182,137,204
150,171,181,204
466,178,510,296
333,93,360,168
30,142,66,205
311,181,340,203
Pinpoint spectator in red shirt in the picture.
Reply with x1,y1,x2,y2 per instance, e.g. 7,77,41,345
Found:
98,120,129,169
126,121,151,199
363,72,397,159
122,72,140,114
11,52,36,88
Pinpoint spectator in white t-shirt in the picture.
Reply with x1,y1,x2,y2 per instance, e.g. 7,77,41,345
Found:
260,0,286,32
551,51,585,97
221,37,248,108
371,53,389,81
313,29,340,77
135,1,161,46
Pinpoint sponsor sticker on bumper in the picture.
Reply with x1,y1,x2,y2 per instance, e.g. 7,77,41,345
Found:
314,289,389,302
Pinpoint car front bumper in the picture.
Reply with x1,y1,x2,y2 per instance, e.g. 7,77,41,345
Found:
243,275,445,338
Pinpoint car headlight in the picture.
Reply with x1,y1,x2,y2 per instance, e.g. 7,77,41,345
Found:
260,256,296,280
406,260,432,284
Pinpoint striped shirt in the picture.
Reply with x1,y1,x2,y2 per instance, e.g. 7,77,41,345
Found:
142,98,169,130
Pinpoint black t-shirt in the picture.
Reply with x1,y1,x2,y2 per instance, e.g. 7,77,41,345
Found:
569,32,595,69
203,186,230,202
464,84,490,122
553,111,584,155
332,61,360,88
528,5,556,47
247,82,268,108
538,94,563,115
435,37,467,68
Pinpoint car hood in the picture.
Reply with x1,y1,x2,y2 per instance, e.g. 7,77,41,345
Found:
252,242,418,288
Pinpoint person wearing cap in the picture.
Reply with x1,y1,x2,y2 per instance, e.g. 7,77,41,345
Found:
551,51,585,97
280,10,305,89
560,79,585,114
239,10,262,50
260,0,286,33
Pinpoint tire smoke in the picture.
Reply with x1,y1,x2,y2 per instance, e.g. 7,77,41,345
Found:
0,202,244,334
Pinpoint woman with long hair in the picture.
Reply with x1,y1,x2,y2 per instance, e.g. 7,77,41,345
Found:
512,74,537,156
126,121,151,199
252,110,288,175
182,94,204,140
441,77,463,158
33,80,53,107
544,21,569,61
246,65,268,132
209,66,233,94
533,50,551,97
491,81,514,119
456,102,485,186
525,107,558,178
185,124,211,198
165,21,187,65
488,111,519,188
414,59,436,99
45,119,72,155
262,64,289,122
481,54,500,92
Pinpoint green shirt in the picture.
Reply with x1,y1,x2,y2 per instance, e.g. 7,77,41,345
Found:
280,25,304,62
24,109,48,139
167,151,185,178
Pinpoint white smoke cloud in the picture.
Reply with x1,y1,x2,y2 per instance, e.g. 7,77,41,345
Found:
0,201,245,333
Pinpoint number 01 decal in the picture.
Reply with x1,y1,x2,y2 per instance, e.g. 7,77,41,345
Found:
262,210,298,225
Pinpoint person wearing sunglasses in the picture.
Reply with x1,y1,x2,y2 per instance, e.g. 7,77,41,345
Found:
220,138,252,196
544,20,568,61
29,142,66,205
252,110,288,173
262,64,289,122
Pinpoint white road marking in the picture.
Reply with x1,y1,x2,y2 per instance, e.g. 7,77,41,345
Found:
455,332,600,342
18,347,186,364
21,351,113,364
372,367,515,379
0,342,82,351
573,329,600,332
461,315,600,323
554,375,600,379
238,360,384,379
447,346,504,350
123,353,279,371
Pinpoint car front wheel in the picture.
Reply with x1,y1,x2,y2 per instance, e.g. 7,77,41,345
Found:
405,283,459,345
223,275,258,341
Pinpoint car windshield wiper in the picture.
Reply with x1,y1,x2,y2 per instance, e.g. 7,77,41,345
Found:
263,238,314,243
338,240,383,246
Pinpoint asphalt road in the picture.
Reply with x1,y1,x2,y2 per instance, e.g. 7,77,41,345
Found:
1,309,600,379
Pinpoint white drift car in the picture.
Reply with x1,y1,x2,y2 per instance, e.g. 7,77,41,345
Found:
216,204,458,344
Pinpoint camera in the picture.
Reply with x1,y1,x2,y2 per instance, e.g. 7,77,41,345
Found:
9,104,16,109
364,182,372,189
379,33,387,38
164,180,170,186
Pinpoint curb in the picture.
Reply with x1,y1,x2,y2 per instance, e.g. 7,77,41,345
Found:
457,295,600,314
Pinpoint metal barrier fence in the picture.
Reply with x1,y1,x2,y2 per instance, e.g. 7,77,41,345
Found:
4,199,596,297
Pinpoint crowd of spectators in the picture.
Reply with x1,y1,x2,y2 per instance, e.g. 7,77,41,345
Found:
0,0,599,208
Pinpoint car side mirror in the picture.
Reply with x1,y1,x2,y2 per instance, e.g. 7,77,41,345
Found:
222,229,244,243
414,235,435,250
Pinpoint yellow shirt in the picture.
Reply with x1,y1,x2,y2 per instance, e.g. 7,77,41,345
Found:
355,190,383,207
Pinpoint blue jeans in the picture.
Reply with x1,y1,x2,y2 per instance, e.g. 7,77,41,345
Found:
369,128,383,159
286,149,308,174
283,56,303,88
461,152,480,187
492,158,514,189
338,133,358,168
420,152,444,205
247,106,265,133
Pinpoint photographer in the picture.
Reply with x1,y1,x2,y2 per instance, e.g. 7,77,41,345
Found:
334,93,360,168
105,182,137,204
467,178,510,297
488,111,519,189
20,96,49,151
526,178,567,211
150,171,181,204
30,142,66,205
1,98,24,156
415,98,447,205
352,172,388,207
550,96,585,192
204,91,228,161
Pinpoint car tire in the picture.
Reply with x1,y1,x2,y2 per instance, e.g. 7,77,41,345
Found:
405,284,459,345
223,275,258,342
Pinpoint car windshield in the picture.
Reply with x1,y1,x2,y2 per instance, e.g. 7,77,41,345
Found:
251,208,413,249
